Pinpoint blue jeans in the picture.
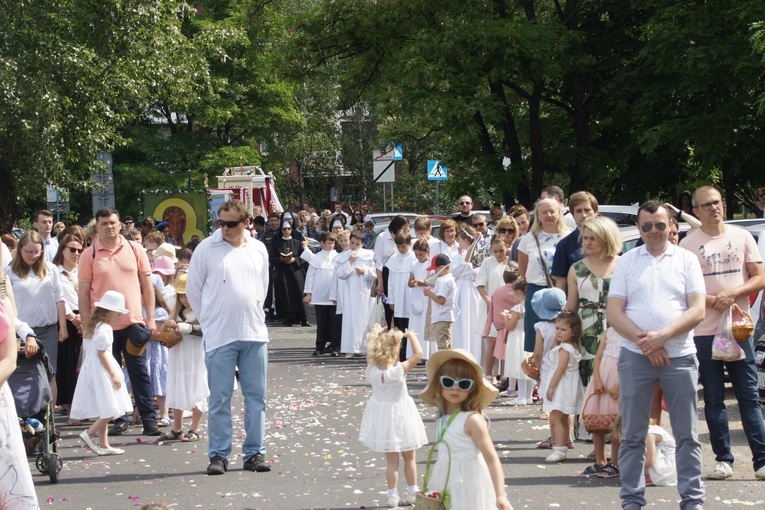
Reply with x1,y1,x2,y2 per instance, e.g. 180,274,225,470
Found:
694,334,765,471
618,349,704,510
205,341,268,466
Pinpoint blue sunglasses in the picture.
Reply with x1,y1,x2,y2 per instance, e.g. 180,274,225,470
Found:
440,376,474,391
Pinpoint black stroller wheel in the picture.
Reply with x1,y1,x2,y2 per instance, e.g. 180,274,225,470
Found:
36,453,48,475
48,453,62,483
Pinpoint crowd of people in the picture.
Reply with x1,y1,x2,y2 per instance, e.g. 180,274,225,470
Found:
1,183,764,509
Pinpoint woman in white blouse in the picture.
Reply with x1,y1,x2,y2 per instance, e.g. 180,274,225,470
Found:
9,231,67,406
52,232,85,421
517,198,569,354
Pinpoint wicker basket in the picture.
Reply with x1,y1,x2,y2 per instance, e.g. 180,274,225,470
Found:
415,440,451,510
581,393,618,434
158,327,182,348
521,356,540,381
731,304,754,341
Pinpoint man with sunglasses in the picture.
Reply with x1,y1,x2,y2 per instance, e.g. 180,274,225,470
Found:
451,195,475,226
607,200,706,510
186,199,272,475
680,186,765,482
472,213,491,249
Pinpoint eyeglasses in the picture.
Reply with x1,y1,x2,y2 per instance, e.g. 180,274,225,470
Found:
459,201,472,206
439,376,474,391
497,228,515,234
640,222,667,233
473,222,484,227
22,249,42,257
282,226,292,230
125,221,134,225
66,247,84,254
354,212,362,216
698,200,722,211
220,219,244,229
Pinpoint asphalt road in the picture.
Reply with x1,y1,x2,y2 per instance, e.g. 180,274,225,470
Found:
31,323,765,510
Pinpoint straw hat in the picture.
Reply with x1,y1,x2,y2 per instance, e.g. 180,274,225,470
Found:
175,273,187,294
154,243,178,263
94,290,129,314
420,349,498,409
531,287,566,320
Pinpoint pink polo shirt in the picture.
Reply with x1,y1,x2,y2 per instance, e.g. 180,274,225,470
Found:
79,236,151,330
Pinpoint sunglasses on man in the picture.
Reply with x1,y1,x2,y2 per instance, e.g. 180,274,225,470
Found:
220,219,244,229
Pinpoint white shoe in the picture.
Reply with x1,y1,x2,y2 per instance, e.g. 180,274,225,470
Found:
386,494,400,507
403,491,417,505
707,461,733,480
507,398,528,406
79,431,99,453
545,446,567,463
755,464,765,480
98,447,125,456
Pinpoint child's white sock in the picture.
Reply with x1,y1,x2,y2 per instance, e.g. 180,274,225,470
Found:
387,488,399,497
407,485,419,494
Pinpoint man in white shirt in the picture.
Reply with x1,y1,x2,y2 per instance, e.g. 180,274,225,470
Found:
679,186,765,481
34,210,59,263
186,200,272,476
472,213,492,249
607,200,706,510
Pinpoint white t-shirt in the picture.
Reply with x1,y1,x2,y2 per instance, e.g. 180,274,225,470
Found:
431,273,456,322
609,244,705,358
518,231,567,286
680,226,762,336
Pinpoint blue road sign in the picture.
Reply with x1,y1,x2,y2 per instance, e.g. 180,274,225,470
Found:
427,160,447,181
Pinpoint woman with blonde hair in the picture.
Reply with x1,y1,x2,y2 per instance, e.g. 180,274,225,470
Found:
9,231,68,407
518,198,569,355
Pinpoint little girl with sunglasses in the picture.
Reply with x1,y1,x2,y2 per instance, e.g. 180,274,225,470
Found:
358,325,427,507
420,349,513,510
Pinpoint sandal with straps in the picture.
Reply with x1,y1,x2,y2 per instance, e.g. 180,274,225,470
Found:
580,463,607,476
184,429,201,442
598,463,620,478
158,429,185,442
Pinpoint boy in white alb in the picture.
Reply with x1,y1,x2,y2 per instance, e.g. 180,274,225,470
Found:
336,231,376,356
304,232,340,356
386,231,417,360
423,254,456,350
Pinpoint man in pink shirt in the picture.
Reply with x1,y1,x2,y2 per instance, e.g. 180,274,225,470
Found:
680,185,765,481
78,207,159,436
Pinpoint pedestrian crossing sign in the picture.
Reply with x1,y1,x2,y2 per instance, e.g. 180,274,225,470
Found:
427,160,447,181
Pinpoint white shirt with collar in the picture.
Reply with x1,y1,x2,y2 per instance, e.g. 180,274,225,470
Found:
609,243,705,358
44,236,59,263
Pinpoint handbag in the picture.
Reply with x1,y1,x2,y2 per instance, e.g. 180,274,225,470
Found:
731,303,754,341
158,327,183,348
711,306,745,362
532,234,555,288
415,440,452,510
581,392,619,434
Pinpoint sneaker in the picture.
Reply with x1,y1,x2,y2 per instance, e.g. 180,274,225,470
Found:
142,421,161,436
243,453,271,472
707,461,733,480
110,421,129,436
98,447,125,455
386,494,400,507
403,491,417,505
207,455,227,475
756,464,765,480
507,398,528,406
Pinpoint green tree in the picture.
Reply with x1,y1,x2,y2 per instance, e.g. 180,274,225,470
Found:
0,0,209,230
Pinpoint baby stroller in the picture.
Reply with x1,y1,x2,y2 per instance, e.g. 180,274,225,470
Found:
8,343,63,483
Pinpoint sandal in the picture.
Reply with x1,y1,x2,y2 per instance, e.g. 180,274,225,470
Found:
598,463,620,479
580,464,607,476
566,440,575,449
537,412,549,420
184,429,201,442
158,429,185,441
67,419,83,426
157,417,171,427
536,437,554,449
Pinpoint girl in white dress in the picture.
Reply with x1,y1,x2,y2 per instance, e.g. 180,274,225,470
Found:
420,349,513,510
476,236,510,383
359,325,427,507
70,290,133,456
543,311,585,463
501,279,532,404
159,273,209,442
